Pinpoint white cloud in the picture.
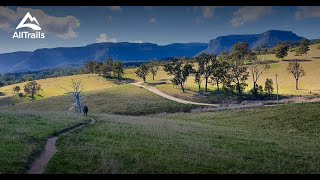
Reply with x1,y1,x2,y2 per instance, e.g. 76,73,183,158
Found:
106,6,122,11
149,17,156,23
231,6,272,27
295,6,320,20
96,33,117,43
193,6,222,19
0,6,80,39
131,40,143,43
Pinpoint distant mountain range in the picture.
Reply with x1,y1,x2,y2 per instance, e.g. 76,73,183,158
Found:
0,43,208,73
0,30,309,73
199,30,304,55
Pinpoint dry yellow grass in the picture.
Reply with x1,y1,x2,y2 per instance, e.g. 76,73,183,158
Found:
125,43,320,97
1,74,114,98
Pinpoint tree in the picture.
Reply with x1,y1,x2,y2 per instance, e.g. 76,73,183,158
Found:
195,53,217,92
163,58,194,93
24,81,42,100
275,43,289,60
287,60,305,90
13,86,21,94
229,42,250,94
296,38,310,59
94,62,104,76
194,70,202,93
113,61,124,80
62,79,85,113
101,58,114,78
211,59,229,92
264,78,274,95
148,65,159,80
85,61,96,74
248,53,270,94
135,64,149,82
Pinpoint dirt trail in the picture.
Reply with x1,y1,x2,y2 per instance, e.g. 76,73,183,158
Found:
131,82,219,107
131,82,320,110
26,118,95,174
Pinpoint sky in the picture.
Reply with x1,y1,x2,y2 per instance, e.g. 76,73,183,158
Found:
0,6,320,53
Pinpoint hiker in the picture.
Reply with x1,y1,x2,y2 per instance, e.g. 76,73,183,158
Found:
83,106,88,116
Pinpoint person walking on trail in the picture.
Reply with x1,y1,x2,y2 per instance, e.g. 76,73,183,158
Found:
83,106,88,116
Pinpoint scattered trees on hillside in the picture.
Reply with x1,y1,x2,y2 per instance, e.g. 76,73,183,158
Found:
24,81,42,100
148,64,159,80
112,61,124,80
84,58,125,80
195,53,217,92
13,86,21,94
135,64,149,82
163,58,194,93
264,78,274,95
275,43,289,60
296,38,310,59
287,60,305,90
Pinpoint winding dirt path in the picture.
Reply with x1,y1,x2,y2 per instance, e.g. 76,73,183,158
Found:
26,118,95,174
131,82,220,107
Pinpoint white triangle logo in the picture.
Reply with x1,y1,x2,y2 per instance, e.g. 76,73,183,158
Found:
16,12,41,31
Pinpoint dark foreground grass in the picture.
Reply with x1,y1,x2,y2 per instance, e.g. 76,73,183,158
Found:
45,103,320,173
0,111,87,174
3,85,196,116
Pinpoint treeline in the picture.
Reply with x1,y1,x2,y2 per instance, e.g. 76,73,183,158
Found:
83,58,164,80
0,67,80,87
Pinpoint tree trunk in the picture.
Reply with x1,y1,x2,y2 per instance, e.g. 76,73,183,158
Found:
143,76,146,82
152,73,155,80
253,81,257,94
205,77,208,92
180,82,185,93
216,79,220,92
296,78,299,90
198,83,201,93
237,77,241,94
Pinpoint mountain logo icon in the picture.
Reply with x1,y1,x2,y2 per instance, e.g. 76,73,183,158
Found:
16,12,42,31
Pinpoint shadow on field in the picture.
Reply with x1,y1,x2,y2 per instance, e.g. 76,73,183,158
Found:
282,59,312,62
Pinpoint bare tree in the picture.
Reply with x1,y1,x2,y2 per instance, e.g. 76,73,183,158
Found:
62,79,85,113
248,54,270,94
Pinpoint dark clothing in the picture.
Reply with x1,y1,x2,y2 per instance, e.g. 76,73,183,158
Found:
83,106,88,116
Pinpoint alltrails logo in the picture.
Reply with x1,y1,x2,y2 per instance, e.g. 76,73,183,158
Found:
12,12,45,39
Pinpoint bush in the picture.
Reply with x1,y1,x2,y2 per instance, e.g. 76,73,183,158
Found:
318,45,320,50
0,91,5,96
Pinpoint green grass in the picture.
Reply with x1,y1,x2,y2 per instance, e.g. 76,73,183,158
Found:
3,85,196,116
0,111,87,174
45,103,320,173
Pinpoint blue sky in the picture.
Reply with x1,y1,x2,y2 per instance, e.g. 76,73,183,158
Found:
0,6,320,53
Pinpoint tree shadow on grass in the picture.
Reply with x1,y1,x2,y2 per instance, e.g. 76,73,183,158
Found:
282,59,312,62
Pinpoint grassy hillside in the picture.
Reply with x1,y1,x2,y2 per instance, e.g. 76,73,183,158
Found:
2,84,196,116
124,43,320,103
44,102,320,173
0,111,87,173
